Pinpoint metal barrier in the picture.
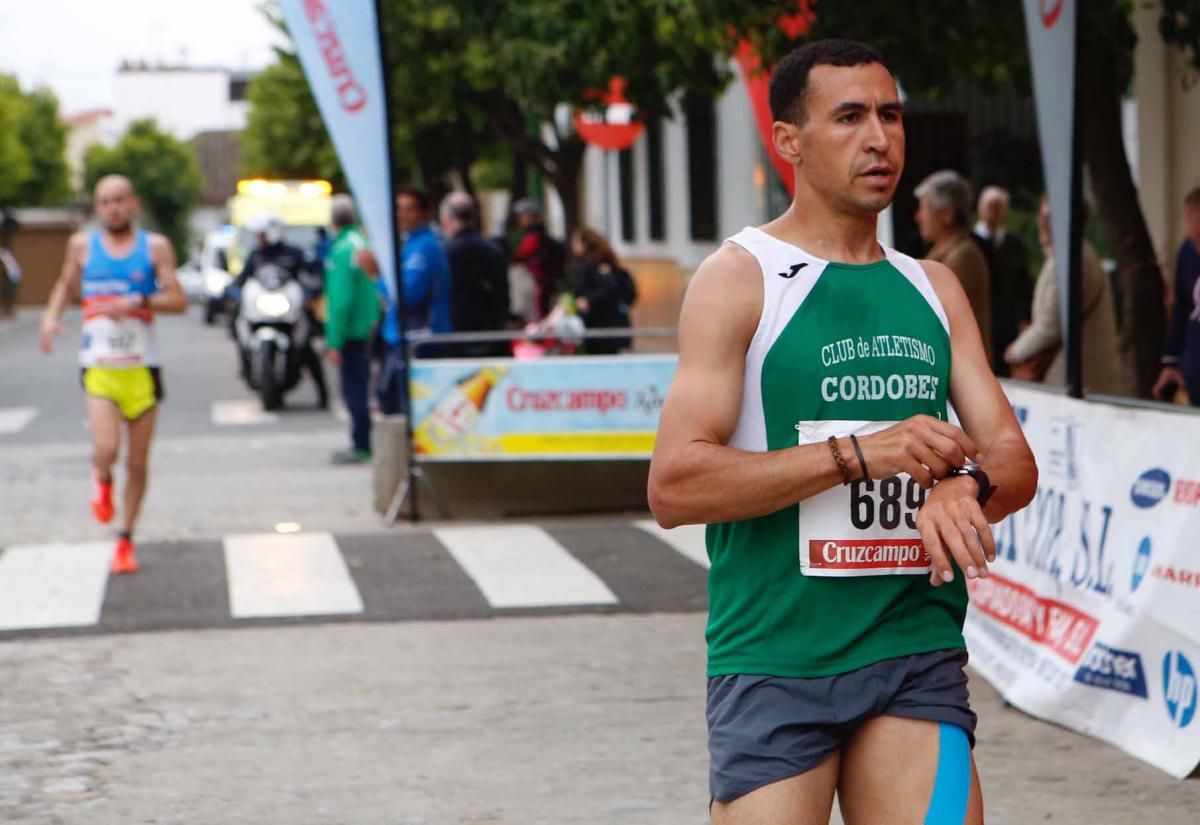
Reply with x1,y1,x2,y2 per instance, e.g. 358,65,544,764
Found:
404,326,679,359
385,327,678,523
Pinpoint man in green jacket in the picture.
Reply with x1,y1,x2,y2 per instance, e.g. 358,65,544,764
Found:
324,194,381,464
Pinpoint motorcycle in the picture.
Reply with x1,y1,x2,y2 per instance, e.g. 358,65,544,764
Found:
232,262,316,411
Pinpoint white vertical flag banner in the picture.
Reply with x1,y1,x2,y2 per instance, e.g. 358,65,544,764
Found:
278,0,396,305
1022,0,1078,356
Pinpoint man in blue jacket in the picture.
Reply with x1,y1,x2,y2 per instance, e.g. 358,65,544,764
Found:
1154,186,1200,406
376,185,452,415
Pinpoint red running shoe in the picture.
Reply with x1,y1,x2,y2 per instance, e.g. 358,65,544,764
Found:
91,474,114,524
110,536,139,575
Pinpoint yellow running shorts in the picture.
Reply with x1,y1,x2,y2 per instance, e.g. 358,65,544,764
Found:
81,366,163,421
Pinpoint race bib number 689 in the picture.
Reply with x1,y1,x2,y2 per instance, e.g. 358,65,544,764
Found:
795,419,932,577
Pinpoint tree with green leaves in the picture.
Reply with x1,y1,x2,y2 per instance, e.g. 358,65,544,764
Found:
737,0,1199,398
0,76,71,241
245,1,760,233
246,1,1197,395
241,52,345,188
84,119,203,255
0,82,33,210
12,85,71,207
379,0,752,234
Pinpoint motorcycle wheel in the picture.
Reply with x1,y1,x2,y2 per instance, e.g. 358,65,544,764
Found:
203,299,219,326
259,342,284,411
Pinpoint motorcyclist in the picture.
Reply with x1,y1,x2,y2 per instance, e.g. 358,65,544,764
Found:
228,214,328,408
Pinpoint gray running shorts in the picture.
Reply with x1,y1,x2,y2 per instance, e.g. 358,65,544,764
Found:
707,648,976,803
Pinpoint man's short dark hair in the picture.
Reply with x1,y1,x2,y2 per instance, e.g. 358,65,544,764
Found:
1185,186,1200,208
769,39,887,125
397,184,431,212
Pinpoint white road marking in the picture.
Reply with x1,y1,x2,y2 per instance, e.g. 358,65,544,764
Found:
223,532,364,619
0,406,37,435
0,542,111,630
211,400,279,426
635,520,709,569
433,525,617,609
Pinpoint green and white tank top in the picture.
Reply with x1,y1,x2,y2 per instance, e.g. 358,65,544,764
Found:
706,226,968,678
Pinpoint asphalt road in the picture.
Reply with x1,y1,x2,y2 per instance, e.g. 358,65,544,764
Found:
1,309,1198,823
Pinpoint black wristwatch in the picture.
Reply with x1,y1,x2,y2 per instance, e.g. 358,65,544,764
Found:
948,464,997,507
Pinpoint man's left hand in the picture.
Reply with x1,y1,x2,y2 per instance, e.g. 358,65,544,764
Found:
326,348,343,367
915,475,995,587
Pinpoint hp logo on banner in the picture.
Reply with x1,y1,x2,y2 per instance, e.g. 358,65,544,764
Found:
1163,650,1197,728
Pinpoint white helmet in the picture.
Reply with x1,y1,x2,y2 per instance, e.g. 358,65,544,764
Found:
247,213,284,245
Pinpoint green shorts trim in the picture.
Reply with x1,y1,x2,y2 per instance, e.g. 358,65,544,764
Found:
81,366,164,421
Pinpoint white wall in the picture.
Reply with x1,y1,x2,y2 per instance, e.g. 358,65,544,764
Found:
582,64,766,273
112,69,245,141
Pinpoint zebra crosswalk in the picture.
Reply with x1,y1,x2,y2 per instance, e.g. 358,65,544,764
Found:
0,406,38,435
0,522,710,639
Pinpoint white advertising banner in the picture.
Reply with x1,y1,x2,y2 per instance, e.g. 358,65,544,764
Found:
965,383,1200,777
278,0,396,305
1022,0,1078,349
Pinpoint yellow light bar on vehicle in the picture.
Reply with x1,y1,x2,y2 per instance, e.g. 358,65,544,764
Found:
298,180,333,197
237,179,288,197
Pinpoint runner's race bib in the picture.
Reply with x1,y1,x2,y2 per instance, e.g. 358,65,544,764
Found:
82,315,149,367
795,420,932,577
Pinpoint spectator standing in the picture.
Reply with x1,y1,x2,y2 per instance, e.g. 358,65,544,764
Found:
570,227,638,355
440,191,509,356
972,186,1032,376
323,195,381,464
511,198,567,318
376,185,452,415
1005,197,1124,395
1153,186,1200,405
915,170,993,364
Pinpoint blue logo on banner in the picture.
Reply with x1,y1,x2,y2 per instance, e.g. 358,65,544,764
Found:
1131,469,1171,508
1012,405,1029,426
1163,651,1197,728
1074,643,1149,698
1131,537,1152,593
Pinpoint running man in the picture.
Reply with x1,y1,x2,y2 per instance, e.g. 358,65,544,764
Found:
40,175,187,574
648,40,1037,823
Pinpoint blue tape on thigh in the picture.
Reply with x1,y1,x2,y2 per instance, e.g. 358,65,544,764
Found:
923,722,971,825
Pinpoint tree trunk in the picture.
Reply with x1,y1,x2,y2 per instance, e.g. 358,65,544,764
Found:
1080,47,1165,398
549,137,586,240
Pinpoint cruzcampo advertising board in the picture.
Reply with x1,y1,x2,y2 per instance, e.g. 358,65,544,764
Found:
408,355,676,460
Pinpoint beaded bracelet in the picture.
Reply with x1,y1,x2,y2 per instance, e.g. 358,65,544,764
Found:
827,435,852,485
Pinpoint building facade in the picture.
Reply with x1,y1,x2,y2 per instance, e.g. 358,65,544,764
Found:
111,62,252,141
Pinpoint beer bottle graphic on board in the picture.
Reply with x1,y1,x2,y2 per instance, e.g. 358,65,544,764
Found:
413,367,505,455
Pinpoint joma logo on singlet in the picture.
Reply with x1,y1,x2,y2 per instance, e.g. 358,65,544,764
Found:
777,262,808,279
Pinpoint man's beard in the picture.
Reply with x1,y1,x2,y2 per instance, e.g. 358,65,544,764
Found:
105,219,132,235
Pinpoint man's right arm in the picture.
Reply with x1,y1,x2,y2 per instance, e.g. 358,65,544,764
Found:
40,232,86,353
650,244,843,527
650,244,893,528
